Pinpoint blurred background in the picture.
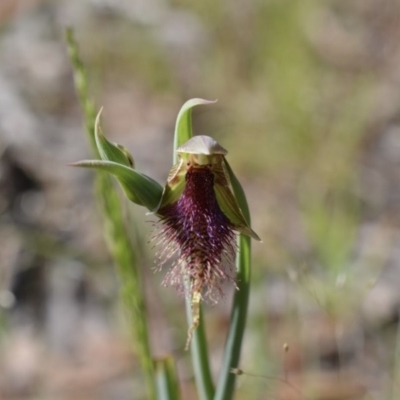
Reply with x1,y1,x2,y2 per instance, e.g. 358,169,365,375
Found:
1,0,400,399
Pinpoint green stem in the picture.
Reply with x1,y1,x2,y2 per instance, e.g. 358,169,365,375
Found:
185,293,215,400
99,182,156,400
214,161,252,400
154,356,181,400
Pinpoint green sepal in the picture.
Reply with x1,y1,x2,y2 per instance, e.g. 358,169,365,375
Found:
218,158,261,241
71,160,162,211
173,98,217,163
94,108,135,167
154,159,186,212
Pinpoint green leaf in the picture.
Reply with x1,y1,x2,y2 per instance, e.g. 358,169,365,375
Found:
173,98,217,163
71,160,162,211
94,108,135,167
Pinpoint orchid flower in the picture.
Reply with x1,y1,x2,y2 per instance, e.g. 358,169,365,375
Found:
72,100,260,349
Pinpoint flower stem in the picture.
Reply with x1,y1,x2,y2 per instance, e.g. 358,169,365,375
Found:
214,160,252,400
185,287,215,400
185,289,202,351
154,356,181,400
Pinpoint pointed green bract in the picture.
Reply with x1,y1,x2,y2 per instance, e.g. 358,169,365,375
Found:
73,108,161,210
71,160,162,211
95,108,135,167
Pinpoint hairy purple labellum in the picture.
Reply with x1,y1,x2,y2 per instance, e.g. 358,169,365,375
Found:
156,166,236,301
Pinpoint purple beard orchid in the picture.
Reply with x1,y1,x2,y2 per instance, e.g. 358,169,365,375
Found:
152,135,260,348
72,110,260,349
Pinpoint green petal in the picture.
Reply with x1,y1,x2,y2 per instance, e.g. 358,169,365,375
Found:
71,160,162,211
94,108,134,167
